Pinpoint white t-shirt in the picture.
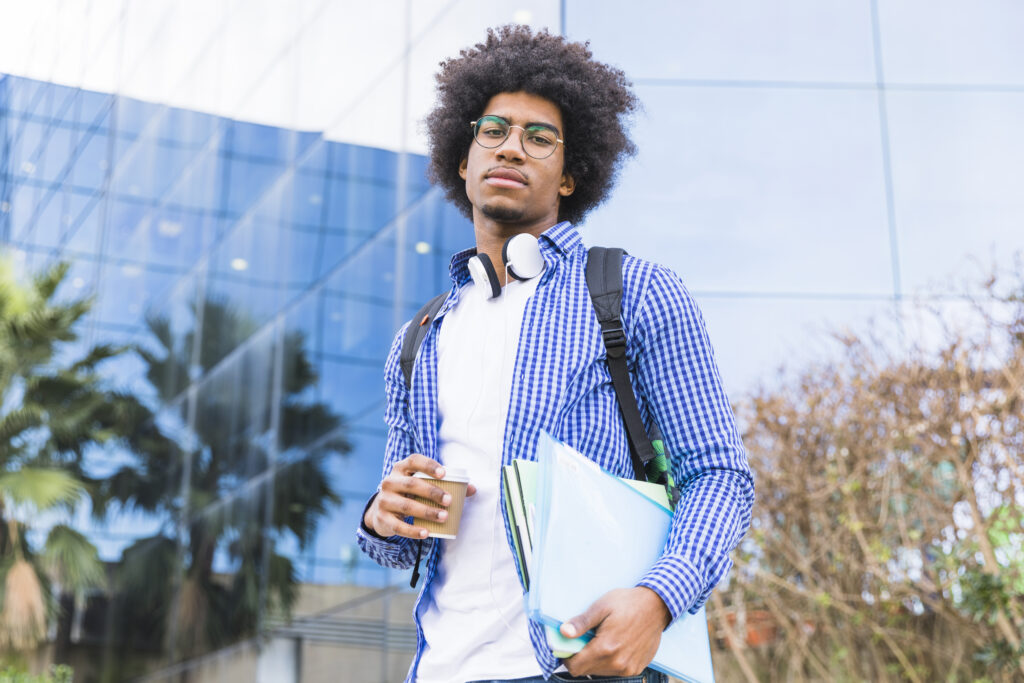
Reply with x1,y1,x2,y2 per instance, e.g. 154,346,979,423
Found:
415,276,543,683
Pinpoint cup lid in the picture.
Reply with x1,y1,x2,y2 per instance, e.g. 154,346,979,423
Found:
413,468,469,483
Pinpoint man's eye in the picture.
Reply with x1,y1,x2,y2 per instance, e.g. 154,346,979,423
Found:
528,134,554,146
481,127,506,137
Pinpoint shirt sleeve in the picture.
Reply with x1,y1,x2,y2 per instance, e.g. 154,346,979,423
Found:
632,264,755,621
355,321,436,568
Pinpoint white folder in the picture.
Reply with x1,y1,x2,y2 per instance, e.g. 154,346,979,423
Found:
526,431,716,683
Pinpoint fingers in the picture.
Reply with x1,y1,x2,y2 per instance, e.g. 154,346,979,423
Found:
368,453,455,539
560,599,608,640
466,483,478,497
397,453,445,478
381,470,451,505
560,588,663,677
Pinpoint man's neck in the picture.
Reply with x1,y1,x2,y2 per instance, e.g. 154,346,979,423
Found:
472,215,558,287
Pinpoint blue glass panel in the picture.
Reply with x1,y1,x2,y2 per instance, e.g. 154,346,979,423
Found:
165,149,223,211
230,120,316,163
284,292,320,356
95,262,181,327
317,228,373,280
53,257,99,304
112,140,195,203
160,107,219,149
332,143,400,185
290,170,327,227
278,225,322,290
6,77,44,116
140,273,200,403
76,89,114,129
29,188,62,248
226,156,285,216
64,189,96,247
403,153,431,193
206,217,286,333
140,207,212,269
402,189,469,260
320,295,395,363
297,138,329,174
11,118,46,180
46,82,78,120
115,96,158,138
325,176,397,233
65,195,103,255
104,198,152,259
8,182,39,237
39,124,73,183
71,129,110,191
318,358,384,427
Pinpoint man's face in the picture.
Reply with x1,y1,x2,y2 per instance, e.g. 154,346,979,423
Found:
459,91,575,229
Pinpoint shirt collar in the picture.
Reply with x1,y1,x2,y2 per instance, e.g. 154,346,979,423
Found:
446,221,581,290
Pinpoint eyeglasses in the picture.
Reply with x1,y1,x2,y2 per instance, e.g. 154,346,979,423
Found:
469,115,564,159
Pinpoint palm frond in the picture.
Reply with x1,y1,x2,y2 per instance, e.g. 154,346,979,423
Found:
30,261,71,302
68,343,131,373
0,468,84,511
0,406,44,445
41,524,106,593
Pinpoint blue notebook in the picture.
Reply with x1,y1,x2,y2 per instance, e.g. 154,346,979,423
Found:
525,432,716,683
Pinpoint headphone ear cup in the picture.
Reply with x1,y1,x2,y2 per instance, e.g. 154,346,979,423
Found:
468,253,501,299
501,238,523,281
502,233,545,281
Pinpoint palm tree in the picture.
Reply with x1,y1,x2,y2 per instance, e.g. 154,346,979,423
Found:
102,297,347,660
0,258,152,653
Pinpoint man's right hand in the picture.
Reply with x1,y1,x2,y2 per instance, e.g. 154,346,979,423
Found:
363,453,476,539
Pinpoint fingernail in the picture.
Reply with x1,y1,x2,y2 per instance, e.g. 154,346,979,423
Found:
435,467,445,478
561,623,577,638
442,493,452,505
437,510,447,521
420,529,428,538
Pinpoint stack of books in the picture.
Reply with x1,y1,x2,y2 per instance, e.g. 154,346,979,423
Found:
503,432,716,683
501,455,673,659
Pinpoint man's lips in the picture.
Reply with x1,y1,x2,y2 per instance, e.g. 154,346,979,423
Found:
485,168,527,188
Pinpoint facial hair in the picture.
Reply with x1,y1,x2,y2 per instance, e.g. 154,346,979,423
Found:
481,202,525,223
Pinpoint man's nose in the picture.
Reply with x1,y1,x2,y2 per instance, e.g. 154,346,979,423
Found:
494,129,526,161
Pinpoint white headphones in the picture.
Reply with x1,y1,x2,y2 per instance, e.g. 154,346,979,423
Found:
466,233,546,299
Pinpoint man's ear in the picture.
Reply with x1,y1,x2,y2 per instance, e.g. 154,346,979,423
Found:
459,158,468,180
559,172,575,197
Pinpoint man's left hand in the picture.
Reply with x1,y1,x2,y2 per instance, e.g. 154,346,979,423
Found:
559,586,671,677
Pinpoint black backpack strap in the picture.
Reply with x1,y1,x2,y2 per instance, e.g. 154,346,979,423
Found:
398,290,448,588
400,291,449,390
586,247,656,481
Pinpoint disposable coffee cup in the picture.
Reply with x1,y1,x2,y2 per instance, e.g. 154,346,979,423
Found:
411,468,469,539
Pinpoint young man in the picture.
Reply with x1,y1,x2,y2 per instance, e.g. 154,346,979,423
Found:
358,25,753,683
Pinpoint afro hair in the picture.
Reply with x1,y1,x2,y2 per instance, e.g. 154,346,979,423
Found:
425,25,639,226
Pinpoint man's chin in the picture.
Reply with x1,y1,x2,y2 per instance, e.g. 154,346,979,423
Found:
481,203,525,223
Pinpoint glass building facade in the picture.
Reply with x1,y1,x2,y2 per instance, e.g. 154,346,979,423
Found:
1,2,1022,681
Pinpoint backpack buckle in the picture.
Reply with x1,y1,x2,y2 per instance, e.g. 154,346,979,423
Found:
601,322,626,350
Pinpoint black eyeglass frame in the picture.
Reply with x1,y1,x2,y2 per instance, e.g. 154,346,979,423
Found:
468,115,565,159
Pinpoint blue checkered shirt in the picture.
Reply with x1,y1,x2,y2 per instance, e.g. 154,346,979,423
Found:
357,221,754,681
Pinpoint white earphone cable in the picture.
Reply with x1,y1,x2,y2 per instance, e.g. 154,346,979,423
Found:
486,261,532,647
